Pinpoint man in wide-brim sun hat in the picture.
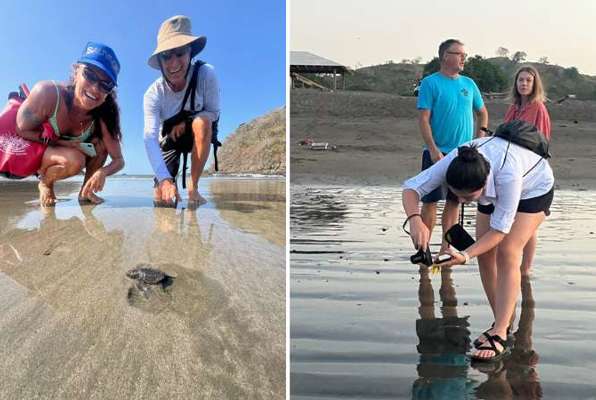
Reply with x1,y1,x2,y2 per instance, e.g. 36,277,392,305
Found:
143,15,220,208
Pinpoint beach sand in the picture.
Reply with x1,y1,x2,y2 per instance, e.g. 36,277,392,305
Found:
290,89,596,189
290,89,596,398
0,177,285,399
290,186,596,399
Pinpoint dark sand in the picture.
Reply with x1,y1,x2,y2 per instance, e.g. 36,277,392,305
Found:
290,89,596,189
290,89,596,399
0,177,285,400
290,186,596,399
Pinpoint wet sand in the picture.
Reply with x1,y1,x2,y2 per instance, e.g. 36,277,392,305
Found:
0,177,285,399
290,186,596,399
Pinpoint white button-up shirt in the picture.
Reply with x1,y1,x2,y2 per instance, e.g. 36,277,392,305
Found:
403,137,554,234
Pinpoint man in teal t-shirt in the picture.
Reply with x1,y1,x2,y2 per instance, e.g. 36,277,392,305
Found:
416,39,489,254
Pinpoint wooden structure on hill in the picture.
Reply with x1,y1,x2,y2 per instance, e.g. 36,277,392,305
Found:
290,51,348,90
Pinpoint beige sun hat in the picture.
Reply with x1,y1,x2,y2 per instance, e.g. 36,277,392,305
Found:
148,15,206,70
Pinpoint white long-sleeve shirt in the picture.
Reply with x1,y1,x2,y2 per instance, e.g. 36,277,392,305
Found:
403,136,554,234
143,63,220,182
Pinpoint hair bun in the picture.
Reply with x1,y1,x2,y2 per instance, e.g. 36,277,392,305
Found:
458,146,480,162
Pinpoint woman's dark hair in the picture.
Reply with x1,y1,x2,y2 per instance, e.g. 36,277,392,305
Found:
446,145,490,192
64,64,122,141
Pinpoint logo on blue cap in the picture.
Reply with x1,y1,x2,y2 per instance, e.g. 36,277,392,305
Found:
77,42,120,85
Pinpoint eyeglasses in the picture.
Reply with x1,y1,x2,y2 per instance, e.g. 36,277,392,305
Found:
446,51,468,58
82,67,115,93
159,47,190,62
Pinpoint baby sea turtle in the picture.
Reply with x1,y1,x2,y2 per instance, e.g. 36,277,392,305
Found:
126,266,174,298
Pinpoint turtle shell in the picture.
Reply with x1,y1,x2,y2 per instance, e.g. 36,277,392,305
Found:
126,267,166,285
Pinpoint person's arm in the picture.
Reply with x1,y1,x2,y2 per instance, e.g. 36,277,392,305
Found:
475,106,489,138
536,102,551,140
98,120,124,176
402,188,430,250
418,110,442,162
440,174,521,266
472,81,488,138
15,81,55,142
143,86,172,182
416,78,442,162
195,64,220,122
402,149,459,250
80,120,124,198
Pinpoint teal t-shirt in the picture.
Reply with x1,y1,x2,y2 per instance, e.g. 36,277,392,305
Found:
417,72,484,153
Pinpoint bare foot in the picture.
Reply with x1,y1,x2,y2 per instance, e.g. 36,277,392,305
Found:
78,192,104,205
187,191,207,210
38,181,57,207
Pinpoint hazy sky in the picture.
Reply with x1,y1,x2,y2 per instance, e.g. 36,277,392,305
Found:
291,0,596,75
0,0,285,175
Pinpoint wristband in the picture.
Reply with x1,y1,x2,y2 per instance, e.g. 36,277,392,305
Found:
479,127,490,134
402,213,422,235
459,250,471,264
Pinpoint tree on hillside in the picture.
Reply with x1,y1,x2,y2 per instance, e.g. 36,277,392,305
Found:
539,56,549,64
512,51,527,63
422,56,507,92
564,66,580,79
496,47,509,57
462,55,507,92
412,56,423,64
422,57,440,77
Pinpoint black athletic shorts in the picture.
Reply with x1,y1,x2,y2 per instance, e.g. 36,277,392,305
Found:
477,186,554,216
420,149,458,203
153,133,195,187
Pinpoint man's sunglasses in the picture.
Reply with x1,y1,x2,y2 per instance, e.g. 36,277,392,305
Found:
82,67,115,93
159,47,190,62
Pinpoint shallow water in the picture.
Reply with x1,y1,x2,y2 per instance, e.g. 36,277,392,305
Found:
0,177,285,399
290,186,596,399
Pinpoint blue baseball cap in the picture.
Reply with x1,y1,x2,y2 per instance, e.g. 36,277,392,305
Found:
77,42,120,85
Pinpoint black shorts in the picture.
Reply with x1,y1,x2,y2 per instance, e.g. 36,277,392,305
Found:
420,149,457,203
153,133,195,187
477,187,554,216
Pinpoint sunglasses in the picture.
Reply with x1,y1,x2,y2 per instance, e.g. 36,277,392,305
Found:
82,67,115,93
159,47,190,62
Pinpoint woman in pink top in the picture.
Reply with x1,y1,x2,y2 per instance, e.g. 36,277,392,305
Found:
504,66,551,275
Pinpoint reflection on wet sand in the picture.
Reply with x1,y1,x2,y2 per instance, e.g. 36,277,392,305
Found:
474,276,542,400
209,179,285,246
291,189,348,229
413,267,472,398
0,178,285,399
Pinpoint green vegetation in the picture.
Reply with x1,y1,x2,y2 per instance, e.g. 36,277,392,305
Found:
298,56,596,100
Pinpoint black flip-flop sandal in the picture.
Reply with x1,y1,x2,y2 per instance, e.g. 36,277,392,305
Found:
473,322,512,348
471,333,510,362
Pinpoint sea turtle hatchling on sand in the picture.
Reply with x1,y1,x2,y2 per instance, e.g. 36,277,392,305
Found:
126,266,174,298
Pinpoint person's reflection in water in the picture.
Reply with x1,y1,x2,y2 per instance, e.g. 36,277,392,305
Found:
412,266,473,399
506,276,542,398
474,276,542,399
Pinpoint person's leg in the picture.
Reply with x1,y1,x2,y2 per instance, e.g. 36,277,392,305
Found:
38,146,85,206
188,117,212,205
440,198,460,253
520,233,537,276
473,212,545,360
476,211,498,312
473,211,498,346
421,201,437,235
79,139,108,204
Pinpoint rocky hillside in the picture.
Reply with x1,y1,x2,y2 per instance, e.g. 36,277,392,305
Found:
210,107,285,175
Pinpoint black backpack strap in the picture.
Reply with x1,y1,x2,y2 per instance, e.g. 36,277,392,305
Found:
179,64,201,190
182,63,200,114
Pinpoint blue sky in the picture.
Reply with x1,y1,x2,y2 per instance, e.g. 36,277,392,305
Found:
0,0,286,175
